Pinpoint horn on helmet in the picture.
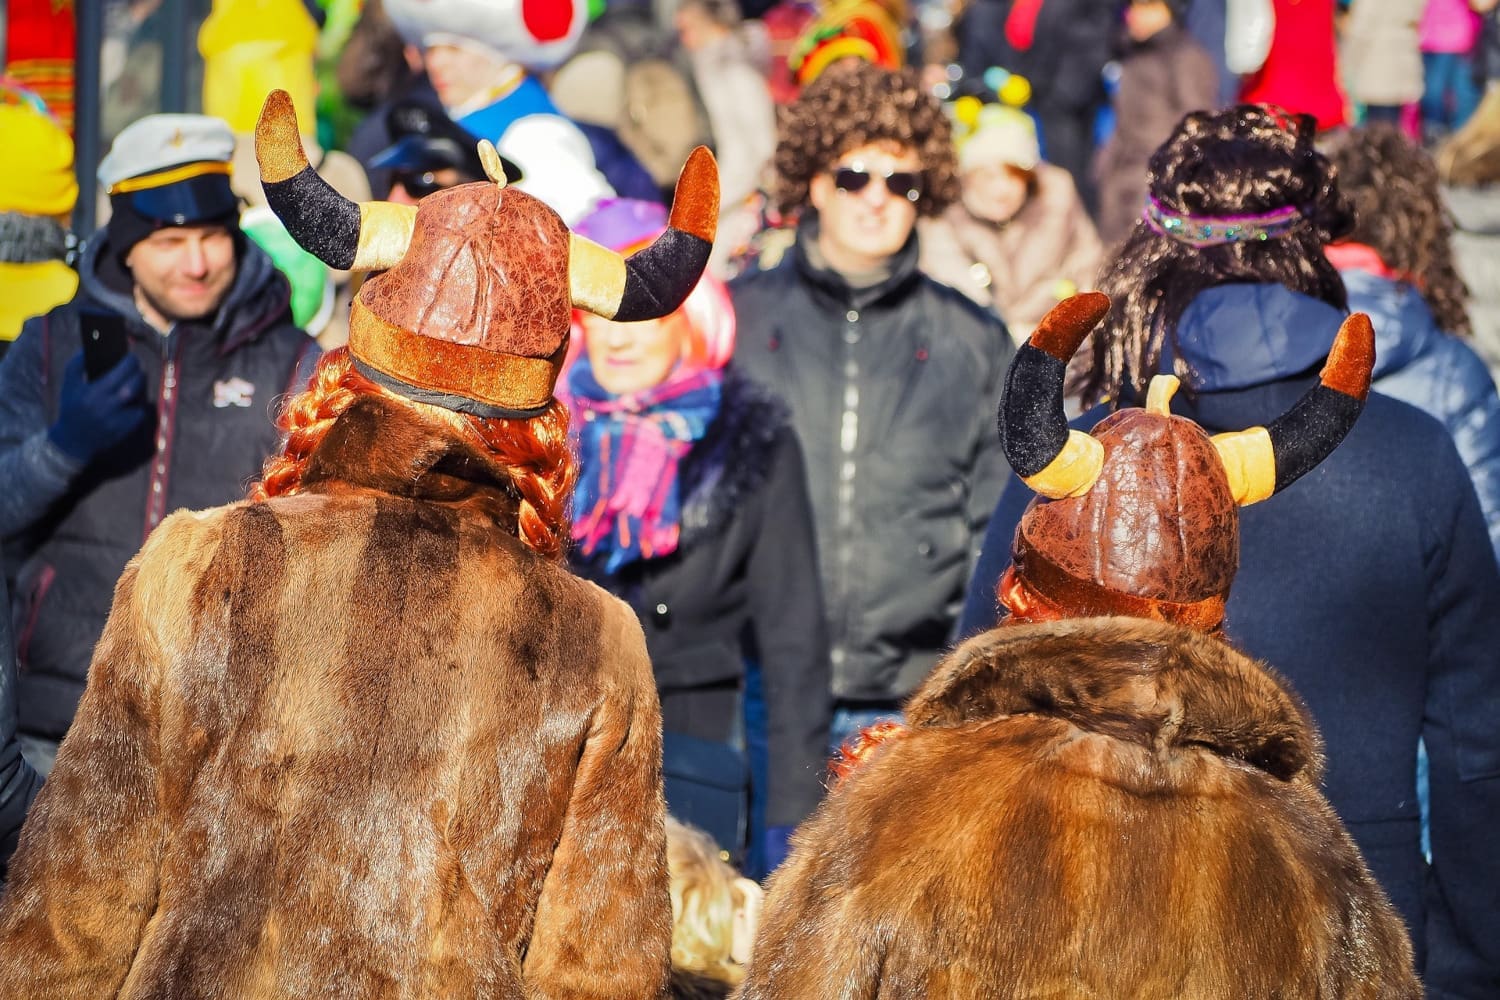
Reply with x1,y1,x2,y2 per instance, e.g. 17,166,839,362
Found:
998,292,1113,499
569,146,720,321
254,89,416,272
1212,312,1376,506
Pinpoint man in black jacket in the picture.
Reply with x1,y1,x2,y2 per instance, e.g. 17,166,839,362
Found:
732,61,1015,748
0,113,318,773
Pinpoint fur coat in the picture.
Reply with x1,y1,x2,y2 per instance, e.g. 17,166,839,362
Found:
737,617,1419,999
0,394,671,999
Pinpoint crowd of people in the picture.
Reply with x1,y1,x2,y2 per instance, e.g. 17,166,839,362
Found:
1,0,1499,996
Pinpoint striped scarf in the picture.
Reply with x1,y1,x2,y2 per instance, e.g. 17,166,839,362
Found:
567,358,723,572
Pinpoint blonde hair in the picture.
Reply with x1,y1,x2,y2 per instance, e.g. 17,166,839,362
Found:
667,818,754,986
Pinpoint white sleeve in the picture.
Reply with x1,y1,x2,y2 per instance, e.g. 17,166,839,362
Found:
499,114,616,226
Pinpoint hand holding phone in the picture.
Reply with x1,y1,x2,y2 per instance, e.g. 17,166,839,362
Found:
79,309,131,381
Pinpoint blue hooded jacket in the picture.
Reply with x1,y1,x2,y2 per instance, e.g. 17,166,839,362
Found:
963,283,1500,998
1340,267,1500,563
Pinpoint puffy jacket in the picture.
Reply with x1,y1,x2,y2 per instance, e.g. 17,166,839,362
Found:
0,231,318,745
1342,266,1500,562
963,284,1500,998
1444,184,1500,386
731,220,1015,702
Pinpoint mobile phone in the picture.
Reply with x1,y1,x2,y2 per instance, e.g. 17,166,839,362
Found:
79,310,130,381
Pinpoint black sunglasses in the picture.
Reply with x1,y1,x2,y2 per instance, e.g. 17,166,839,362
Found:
390,170,450,199
832,164,922,203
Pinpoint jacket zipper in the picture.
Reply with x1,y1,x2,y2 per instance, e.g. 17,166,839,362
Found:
144,336,181,539
832,306,861,673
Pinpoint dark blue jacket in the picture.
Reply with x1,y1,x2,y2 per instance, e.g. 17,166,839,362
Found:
1342,267,1500,563
0,570,41,875
962,284,1500,998
0,232,319,745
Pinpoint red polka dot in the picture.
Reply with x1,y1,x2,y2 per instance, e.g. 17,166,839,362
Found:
522,0,575,42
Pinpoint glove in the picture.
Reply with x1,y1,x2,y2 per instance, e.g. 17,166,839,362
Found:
47,351,152,465
761,825,795,876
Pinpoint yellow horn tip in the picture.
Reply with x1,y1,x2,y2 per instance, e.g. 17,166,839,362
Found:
1145,374,1180,416
254,88,310,184
477,141,507,188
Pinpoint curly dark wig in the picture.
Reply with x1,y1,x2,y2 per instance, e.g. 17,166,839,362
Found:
772,59,960,218
1074,106,1355,407
1320,124,1471,335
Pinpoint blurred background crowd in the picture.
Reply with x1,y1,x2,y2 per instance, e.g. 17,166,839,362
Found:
3,0,1500,996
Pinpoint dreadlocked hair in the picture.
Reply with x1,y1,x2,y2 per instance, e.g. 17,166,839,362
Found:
1320,124,1471,335
773,59,959,218
250,348,577,560
1073,106,1354,408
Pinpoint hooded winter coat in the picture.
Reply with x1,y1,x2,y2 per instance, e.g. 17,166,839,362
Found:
0,393,671,999
0,232,319,751
918,162,1103,340
1340,266,1500,562
739,617,1419,999
963,284,1500,998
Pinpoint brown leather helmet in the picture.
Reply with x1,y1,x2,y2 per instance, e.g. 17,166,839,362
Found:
253,89,719,418
997,292,1376,631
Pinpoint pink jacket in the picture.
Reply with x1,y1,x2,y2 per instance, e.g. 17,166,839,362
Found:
1420,0,1482,54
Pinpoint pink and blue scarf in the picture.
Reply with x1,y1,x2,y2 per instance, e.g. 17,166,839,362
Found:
567,358,723,571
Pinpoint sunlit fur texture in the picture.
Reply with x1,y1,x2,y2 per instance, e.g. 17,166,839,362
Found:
0,398,670,999
253,347,577,561
738,618,1420,1000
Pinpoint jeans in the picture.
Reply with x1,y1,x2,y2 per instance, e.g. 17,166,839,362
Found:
1422,51,1482,132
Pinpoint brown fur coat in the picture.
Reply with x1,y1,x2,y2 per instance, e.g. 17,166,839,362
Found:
0,396,671,999
738,618,1420,999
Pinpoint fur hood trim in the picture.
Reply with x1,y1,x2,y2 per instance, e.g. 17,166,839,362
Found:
677,368,789,549
907,617,1324,785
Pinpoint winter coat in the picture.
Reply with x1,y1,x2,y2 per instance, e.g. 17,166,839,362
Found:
918,162,1104,339
1420,0,1483,55
739,617,1420,999
573,370,831,829
731,221,1015,703
1444,183,1500,385
1239,0,1347,129
0,232,319,747
0,393,671,999
0,572,41,875
1341,0,1427,107
962,284,1500,998
956,0,1117,115
1094,23,1221,247
1341,266,1500,562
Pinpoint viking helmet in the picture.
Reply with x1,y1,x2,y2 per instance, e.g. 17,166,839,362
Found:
254,89,719,418
997,292,1376,630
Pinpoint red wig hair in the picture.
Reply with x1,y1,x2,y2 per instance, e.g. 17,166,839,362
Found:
250,348,578,560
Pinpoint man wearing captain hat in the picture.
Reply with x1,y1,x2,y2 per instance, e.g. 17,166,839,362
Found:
0,112,318,774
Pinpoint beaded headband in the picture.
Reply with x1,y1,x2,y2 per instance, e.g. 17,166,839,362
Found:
1143,196,1306,248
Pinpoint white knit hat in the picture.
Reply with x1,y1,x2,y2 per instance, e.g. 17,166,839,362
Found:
383,0,588,70
957,105,1042,174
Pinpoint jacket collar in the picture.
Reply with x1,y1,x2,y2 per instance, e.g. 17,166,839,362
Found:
1169,283,1344,391
79,228,294,352
300,394,523,526
791,214,922,311
907,617,1323,784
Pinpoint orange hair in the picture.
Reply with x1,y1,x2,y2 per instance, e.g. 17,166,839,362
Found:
251,348,578,560
828,719,909,787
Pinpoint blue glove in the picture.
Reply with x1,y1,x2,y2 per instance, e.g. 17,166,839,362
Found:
761,825,795,876
47,351,151,465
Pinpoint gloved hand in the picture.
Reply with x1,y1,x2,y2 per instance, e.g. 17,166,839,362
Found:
47,351,152,465
761,825,795,876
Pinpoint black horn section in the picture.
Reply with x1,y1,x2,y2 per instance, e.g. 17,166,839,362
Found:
1265,383,1365,494
261,166,361,271
999,343,1071,479
614,229,713,322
